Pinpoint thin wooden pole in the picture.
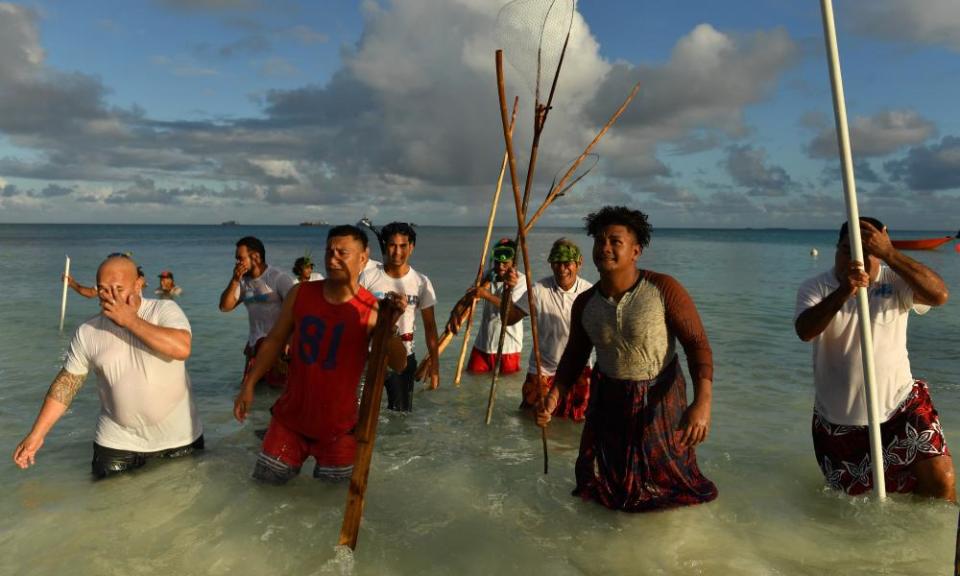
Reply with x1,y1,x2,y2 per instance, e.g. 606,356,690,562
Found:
496,49,548,474
524,81,640,235
338,298,400,550
59,255,70,332
453,99,519,387
819,0,885,500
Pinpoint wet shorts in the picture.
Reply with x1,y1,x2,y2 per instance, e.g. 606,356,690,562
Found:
91,435,204,479
467,347,521,375
385,353,417,412
253,417,356,484
813,380,949,495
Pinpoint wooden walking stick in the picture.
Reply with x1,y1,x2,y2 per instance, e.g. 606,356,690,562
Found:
338,297,401,550
494,49,549,475
453,98,519,387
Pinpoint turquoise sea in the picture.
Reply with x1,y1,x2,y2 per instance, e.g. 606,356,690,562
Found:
1,223,958,575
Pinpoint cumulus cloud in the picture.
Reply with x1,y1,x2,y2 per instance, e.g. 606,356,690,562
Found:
0,0,800,224
847,0,960,52
884,136,960,191
806,110,936,159
724,144,794,197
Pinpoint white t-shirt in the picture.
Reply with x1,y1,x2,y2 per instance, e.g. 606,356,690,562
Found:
475,272,527,355
359,263,437,355
63,299,202,452
233,266,294,346
794,265,930,426
293,272,324,284
515,275,593,376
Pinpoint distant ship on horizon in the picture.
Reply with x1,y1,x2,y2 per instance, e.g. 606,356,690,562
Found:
221,220,238,226
299,220,330,227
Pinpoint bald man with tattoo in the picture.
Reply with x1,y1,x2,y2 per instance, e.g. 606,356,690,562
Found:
13,254,203,479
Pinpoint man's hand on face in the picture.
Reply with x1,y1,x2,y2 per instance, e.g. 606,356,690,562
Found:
101,286,139,328
233,260,249,281
859,220,894,261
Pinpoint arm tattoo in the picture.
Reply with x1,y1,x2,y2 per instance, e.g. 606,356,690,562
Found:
46,369,87,407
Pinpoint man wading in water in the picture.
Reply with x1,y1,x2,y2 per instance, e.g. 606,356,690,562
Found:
537,206,718,511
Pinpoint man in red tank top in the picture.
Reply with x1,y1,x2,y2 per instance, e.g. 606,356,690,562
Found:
234,225,407,484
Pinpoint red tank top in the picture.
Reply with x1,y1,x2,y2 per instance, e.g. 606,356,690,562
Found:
271,281,377,439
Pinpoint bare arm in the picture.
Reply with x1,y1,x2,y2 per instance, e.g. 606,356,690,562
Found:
64,274,97,299
370,295,408,373
219,261,248,312
882,250,948,307
233,284,299,422
795,262,866,342
13,370,87,469
420,305,441,389
860,221,948,306
102,286,191,360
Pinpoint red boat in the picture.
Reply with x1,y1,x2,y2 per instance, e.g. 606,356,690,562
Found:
891,231,959,251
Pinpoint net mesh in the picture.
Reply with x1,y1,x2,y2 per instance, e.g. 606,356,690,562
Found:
495,0,575,103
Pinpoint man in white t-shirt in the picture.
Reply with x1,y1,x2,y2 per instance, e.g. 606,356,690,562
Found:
219,236,295,388
795,217,953,500
449,238,527,375
13,254,203,479
360,222,440,410
505,238,593,421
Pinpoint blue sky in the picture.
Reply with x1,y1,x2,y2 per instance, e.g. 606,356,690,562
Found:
1,0,958,229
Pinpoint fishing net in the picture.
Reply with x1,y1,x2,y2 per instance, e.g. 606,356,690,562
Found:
495,0,576,104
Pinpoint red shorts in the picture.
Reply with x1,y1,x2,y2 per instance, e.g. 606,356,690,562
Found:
467,347,521,375
520,367,592,422
812,380,949,495
261,416,356,474
243,338,288,389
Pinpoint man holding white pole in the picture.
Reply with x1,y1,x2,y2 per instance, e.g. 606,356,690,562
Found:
795,218,953,500
59,255,70,331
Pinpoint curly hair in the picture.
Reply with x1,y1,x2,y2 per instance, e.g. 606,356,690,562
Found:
584,206,652,248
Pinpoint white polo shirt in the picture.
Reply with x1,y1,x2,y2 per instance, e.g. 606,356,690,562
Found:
795,265,930,426
63,298,202,452
514,275,593,376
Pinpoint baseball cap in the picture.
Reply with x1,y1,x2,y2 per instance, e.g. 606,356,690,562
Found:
158,270,174,279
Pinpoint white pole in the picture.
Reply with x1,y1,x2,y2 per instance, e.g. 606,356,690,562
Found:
819,0,886,500
59,255,70,332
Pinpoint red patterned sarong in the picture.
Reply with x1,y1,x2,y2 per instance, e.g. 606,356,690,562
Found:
812,380,949,495
574,356,718,512
519,367,591,422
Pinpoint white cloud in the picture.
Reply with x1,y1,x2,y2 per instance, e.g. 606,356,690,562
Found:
806,110,936,158
848,0,960,52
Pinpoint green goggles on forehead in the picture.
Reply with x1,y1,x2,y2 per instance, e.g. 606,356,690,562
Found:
491,245,515,262
548,244,581,263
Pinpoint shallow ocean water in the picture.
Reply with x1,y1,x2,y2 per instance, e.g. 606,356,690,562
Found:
1,223,958,575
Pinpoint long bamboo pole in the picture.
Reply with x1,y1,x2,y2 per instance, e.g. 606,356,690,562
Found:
496,50,548,474
338,298,400,550
453,99,519,387
819,0,885,500
59,255,70,332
